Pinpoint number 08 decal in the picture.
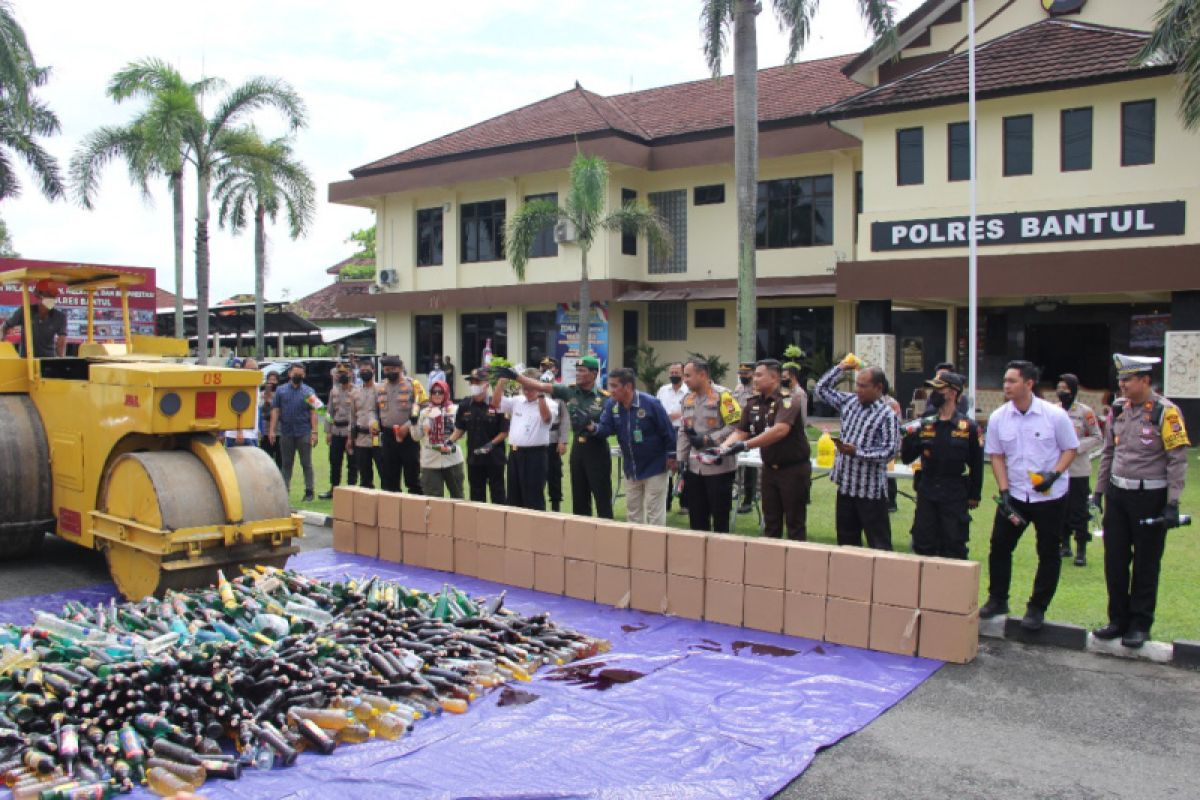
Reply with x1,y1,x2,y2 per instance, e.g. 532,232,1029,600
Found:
202,372,223,385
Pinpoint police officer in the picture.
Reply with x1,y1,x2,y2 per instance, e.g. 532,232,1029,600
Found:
732,361,757,513
319,364,357,499
449,367,508,504
678,357,741,532
376,355,423,494
717,359,811,540
900,372,982,559
540,357,570,512
347,363,383,488
1092,354,1189,649
506,355,612,518
1056,372,1102,566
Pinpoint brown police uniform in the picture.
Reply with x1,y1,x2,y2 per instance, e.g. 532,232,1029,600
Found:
325,379,357,490
377,376,422,494
736,387,811,540
349,383,383,489
678,384,741,532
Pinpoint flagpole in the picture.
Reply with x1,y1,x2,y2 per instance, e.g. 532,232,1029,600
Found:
967,0,979,416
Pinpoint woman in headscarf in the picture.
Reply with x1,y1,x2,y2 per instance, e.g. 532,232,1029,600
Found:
412,379,465,498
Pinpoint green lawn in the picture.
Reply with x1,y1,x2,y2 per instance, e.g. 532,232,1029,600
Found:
288,436,1200,642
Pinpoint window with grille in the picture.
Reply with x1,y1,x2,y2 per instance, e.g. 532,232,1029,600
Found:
648,189,686,274
648,301,687,341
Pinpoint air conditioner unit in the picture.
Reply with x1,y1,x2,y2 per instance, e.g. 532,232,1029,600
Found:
553,219,577,244
379,269,399,285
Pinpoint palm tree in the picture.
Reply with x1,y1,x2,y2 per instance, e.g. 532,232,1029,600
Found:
1140,0,1200,128
213,130,315,359
700,0,896,362
508,152,669,359
0,0,63,202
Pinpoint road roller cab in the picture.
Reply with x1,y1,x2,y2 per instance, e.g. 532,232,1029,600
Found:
0,265,302,599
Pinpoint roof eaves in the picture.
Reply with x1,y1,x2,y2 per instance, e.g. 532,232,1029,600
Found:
842,0,962,79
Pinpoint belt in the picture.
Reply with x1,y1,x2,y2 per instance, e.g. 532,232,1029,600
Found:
510,444,548,452
1110,475,1168,491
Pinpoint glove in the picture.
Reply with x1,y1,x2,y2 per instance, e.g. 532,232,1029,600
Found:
473,442,494,456
569,406,591,432
697,448,724,466
686,430,707,449
1031,470,1061,494
1090,492,1103,514
491,365,518,380
1163,502,1181,528
998,489,1012,508
725,440,746,457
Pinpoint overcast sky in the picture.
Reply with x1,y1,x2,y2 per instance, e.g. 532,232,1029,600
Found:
3,0,922,304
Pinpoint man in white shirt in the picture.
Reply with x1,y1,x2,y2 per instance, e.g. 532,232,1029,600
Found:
656,362,687,512
982,360,1079,631
493,368,557,510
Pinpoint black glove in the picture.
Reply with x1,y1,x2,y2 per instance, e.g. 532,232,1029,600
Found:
998,489,1012,508
725,440,747,457
1090,492,1103,514
569,406,591,432
1163,502,1181,528
1032,470,1061,494
491,365,518,380
686,430,707,449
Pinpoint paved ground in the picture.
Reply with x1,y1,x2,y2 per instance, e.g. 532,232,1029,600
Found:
2,525,1197,798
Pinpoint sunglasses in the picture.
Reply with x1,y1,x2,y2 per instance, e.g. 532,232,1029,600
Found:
430,389,446,395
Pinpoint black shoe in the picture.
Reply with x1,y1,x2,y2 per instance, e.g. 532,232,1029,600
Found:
1121,630,1148,649
1059,543,1073,558
302,493,314,503
737,503,753,514
317,491,334,500
1020,605,1045,632
979,598,1009,619
1092,622,1124,640
1073,541,1086,567
551,503,561,512
887,503,898,513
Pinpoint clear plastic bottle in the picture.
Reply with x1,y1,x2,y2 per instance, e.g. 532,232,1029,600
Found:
283,603,332,627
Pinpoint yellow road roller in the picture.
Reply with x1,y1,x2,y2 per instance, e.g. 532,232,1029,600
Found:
0,264,302,599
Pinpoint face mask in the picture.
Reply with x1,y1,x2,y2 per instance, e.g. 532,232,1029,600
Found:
1057,391,1074,408
781,378,792,389
739,375,751,386
359,370,372,382
669,376,682,385
470,384,485,397
290,375,303,386
928,392,946,409
40,298,56,310
338,375,350,385
385,372,400,383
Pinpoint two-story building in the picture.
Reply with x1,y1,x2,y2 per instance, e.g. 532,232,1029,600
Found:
330,0,1200,421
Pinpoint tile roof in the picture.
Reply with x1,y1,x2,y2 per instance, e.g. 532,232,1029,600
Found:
290,280,372,321
352,55,861,176
823,20,1163,118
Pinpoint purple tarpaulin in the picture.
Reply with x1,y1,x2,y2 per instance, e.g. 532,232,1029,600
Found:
0,549,941,799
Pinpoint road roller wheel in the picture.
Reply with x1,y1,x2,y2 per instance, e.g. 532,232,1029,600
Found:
0,395,53,559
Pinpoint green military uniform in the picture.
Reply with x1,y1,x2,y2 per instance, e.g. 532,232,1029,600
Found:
551,377,613,518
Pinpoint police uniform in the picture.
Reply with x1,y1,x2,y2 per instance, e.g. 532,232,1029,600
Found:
678,383,741,532
901,374,983,559
1094,354,1189,645
376,358,423,494
736,386,811,539
550,378,613,519
454,372,509,504
1058,380,1103,564
732,363,757,511
323,370,358,494
349,381,383,489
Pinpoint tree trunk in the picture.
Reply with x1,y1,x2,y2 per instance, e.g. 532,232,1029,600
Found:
254,202,266,359
171,170,185,339
195,165,211,365
733,0,760,364
577,245,591,367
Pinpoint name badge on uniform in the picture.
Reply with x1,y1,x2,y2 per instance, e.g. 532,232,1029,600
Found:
633,429,643,444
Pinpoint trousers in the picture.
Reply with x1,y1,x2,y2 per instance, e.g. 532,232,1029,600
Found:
626,471,669,526
987,495,1067,610
570,439,613,518
508,446,549,511
380,432,422,494
835,493,892,550
421,464,465,499
547,446,563,508
762,462,811,540
329,434,357,488
1061,475,1093,549
1102,486,1169,633
353,446,382,489
911,477,970,559
685,470,735,533
467,462,506,504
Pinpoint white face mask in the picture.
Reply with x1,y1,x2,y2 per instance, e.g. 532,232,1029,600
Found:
469,384,485,397
40,298,56,310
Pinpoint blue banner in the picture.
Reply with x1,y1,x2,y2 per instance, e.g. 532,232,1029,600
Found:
555,302,608,386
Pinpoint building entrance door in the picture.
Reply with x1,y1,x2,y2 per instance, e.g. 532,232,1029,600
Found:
892,309,947,418
1025,322,1109,390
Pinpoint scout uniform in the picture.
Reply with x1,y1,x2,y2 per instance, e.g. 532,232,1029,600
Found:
731,362,758,513
678,383,741,532
349,380,384,489
736,385,811,540
1094,354,1189,646
454,367,509,504
1058,373,1103,565
322,367,358,496
549,356,613,518
376,356,422,494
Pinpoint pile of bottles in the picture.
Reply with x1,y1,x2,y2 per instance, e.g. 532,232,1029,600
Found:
0,567,608,798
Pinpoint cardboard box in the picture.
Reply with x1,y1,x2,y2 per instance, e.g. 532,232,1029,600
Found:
332,519,354,553
426,535,454,572
594,521,632,568
505,509,536,552
379,527,402,563
377,493,402,531
704,579,744,627
563,518,596,561
666,574,704,620
705,535,745,584
630,569,668,614
785,543,831,595
353,490,378,526
595,564,631,608
743,586,784,633
477,544,506,584
402,532,427,568
453,539,478,578
354,524,379,559
870,603,921,656
453,503,478,541
504,549,535,589
873,552,922,609
534,554,566,595
825,597,871,649
828,548,876,602
918,609,980,664
784,592,826,641
919,558,981,614
475,506,507,547
531,514,565,556
630,526,668,573
426,499,454,537
401,495,428,533
744,538,788,589
565,559,596,601
332,486,357,521
667,530,706,578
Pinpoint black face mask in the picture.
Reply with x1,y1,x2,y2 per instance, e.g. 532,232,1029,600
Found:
739,375,751,386
290,375,303,386
360,371,373,382
928,391,946,409
669,376,682,385
781,378,792,389
338,375,350,385
1057,391,1074,408
385,372,400,383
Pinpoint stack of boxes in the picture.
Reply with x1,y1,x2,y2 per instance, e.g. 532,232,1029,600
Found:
327,487,981,663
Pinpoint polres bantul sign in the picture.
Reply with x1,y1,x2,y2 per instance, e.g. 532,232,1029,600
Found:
871,201,1186,252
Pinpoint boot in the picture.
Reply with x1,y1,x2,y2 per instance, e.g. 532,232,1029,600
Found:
1073,539,1086,567
1059,535,1072,558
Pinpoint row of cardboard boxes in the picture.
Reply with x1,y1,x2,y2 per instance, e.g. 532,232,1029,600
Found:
331,487,981,663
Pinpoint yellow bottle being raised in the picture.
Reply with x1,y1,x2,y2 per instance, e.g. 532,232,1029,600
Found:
0,265,302,600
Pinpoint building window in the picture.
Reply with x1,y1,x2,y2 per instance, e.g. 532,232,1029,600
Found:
1060,107,1093,172
414,315,443,375
621,189,637,256
756,306,833,369
524,193,558,258
896,127,924,185
648,189,687,274
525,310,556,367
622,309,639,368
1003,115,1033,176
948,121,970,182
460,312,507,375
693,184,725,205
460,199,506,263
854,170,863,241
694,308,725,329
755,175,834,249
1122,100,1156,166
647,302,686,341
416,207,443,267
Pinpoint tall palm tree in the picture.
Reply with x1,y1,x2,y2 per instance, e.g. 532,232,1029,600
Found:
181,78,307,364
0,0,63,202
701,0,896,362
71,59,219,338
508,152,669,359
213,130,315,358
1140,0,1200,128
